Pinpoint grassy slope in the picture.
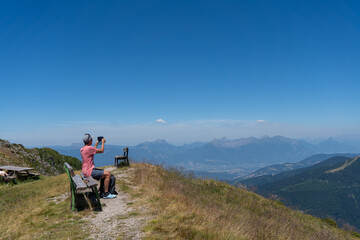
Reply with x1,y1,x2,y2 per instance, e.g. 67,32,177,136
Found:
127,164,359,240
257,156,360,229
0,163,359,240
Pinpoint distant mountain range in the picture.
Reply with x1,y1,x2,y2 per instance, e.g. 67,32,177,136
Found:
248,155,360,230
50,135,360,180
316,137,359,153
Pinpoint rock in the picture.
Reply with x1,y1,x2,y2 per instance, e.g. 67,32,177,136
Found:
0,140,11,148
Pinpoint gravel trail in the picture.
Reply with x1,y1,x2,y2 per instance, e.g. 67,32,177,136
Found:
83,167,151,240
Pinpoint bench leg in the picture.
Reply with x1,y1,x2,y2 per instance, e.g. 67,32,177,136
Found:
92,186,102,211
70,184,76,211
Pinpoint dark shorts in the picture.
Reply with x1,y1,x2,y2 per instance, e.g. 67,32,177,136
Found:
91,168,104,180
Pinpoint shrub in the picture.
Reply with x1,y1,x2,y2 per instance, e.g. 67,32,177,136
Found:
322,218,338,228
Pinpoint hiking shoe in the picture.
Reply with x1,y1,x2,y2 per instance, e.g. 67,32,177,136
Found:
103,193,116,199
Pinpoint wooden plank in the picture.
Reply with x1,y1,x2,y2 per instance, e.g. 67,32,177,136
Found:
0,166,34,172
85,176,98,188
1,175,17,180
64,162,75,177
80,172,98,188
72,175,87,190
7,173,16,177
17,171,30,176
28,172,40,179
29,172,40,176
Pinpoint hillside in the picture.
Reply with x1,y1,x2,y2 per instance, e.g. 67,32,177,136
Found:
0,139,81,175
1,162,359,239
239,153,358,181
256,155,360,230
237,155,356,187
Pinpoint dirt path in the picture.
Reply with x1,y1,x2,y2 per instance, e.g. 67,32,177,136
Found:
326,156,360,173
83,167,151,240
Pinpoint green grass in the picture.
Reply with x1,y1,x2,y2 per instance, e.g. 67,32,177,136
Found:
0,173,91,239
129,211,140,216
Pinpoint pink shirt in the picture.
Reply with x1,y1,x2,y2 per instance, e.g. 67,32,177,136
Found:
80,146,97,177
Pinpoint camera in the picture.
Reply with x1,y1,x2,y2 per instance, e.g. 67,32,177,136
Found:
97,136,104,142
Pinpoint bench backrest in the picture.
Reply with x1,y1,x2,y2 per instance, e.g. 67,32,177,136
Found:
64,162,87,191
123,147,129,157
64,162,75,177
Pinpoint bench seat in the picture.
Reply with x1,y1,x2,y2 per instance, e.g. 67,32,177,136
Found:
80,172,98,188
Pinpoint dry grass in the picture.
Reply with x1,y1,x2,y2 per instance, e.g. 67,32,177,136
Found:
128,163,359,240
0,173,91,240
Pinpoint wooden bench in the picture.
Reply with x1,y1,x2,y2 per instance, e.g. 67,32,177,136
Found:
64,162,102,211
6,175,17,180
28,172,40,179
114,147,129,167
17,170,40,180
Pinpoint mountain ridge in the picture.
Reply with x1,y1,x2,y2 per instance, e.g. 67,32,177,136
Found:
234,153,359,186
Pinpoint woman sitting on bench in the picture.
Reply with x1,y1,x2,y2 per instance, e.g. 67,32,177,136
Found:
81,133,117,199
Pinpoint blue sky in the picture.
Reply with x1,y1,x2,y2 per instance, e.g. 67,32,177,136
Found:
1,0,360,146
